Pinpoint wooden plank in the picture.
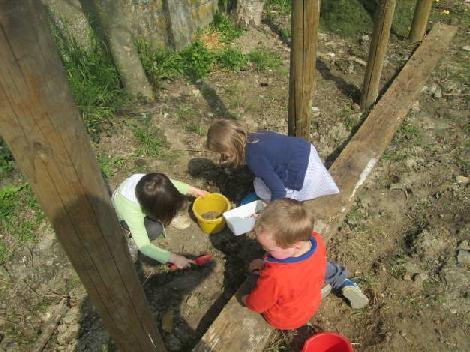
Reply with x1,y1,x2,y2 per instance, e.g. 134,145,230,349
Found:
288,0,320,138
409,0,433,43
0,1,165,351
309,23,457,239
360,0,396,111
193,23,457,352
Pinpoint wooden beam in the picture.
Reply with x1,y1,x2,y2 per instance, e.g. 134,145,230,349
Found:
193,23,457,352
409,0,433,43
310,23,457,239
288,0,320,138
0,1,165,351
360,0,396,112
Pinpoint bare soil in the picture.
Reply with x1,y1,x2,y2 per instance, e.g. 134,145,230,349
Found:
1,6,469,352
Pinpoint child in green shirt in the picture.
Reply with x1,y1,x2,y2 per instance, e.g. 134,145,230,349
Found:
112,173,207,268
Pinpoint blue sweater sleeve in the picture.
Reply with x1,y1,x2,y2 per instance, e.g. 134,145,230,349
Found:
248,155,286,200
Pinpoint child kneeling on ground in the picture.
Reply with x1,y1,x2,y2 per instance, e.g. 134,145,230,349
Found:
242,199,368,330
112,173,207,268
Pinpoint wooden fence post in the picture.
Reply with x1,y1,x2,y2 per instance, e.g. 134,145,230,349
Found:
409,0,433,43
288,0,320,138
360,0,396,112
0,1,165,351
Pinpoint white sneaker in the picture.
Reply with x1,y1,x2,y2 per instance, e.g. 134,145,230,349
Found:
170,211,191,230
341,279,369,309
321,284,332,299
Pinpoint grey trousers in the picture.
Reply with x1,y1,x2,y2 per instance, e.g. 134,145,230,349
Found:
121,217,164,241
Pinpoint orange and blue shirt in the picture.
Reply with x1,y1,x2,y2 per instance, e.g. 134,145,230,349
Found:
245,232,327,330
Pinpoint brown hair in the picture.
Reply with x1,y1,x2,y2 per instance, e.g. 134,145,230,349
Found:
254,199,313,248
135,173,186,225
206,119,248,167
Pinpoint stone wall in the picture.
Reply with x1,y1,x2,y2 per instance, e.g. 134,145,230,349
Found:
44,0,219,50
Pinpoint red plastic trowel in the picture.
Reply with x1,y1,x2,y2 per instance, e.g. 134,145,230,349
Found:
169,254,213,270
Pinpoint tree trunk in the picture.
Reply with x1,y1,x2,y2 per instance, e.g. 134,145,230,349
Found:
0,1,164,350
288,0,320,138
360,0,396,112
236,0,265,27
92,0,154,100
409,0,433,43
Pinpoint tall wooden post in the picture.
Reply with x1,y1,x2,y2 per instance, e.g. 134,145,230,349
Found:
288,0,320,138
409,0,433,43
0,2,165,351
360,0,396,112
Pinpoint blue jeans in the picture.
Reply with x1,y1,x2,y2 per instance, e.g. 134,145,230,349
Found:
325,261,348,290
247,261,348,290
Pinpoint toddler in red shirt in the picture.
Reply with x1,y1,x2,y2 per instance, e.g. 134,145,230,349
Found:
242,199,368,330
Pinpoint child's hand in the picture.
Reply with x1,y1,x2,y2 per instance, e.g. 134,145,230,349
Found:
169,254,195,269
248,259,264,273
190,186,209,197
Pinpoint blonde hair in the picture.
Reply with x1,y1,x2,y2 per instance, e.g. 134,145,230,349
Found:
254,199,314,248
206,119,248,167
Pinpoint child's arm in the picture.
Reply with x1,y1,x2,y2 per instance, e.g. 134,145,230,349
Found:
124,208,172,263
170,179,208,197
247,156,286,200
245,271,278,313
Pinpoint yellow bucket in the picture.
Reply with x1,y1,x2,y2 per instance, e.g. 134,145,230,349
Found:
192,193,231,234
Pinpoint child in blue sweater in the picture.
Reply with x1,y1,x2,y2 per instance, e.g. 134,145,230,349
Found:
206,119,339,202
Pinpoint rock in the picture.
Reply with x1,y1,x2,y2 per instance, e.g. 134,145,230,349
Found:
456,175,469,185
312,106,320,117
167,336,182,351
457,250,470,265
430,83,442,98
458,240,470,251
186,295,199,308
412,272,427,286
462,46,470,51
411,101,420,112
361,34,370,44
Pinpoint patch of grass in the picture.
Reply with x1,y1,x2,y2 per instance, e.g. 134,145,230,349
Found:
181,41,216,79
130,118,169,158
137,40,185,83
51,21,127,142
176,105,198,121
208,13,243,43
185,122,205,136
97,153,125,178
0,138,15,179
320,0,373,36
265,0,291,15
0,184,45,263
215,47,249,72
387,254,408,279
248,48,283,71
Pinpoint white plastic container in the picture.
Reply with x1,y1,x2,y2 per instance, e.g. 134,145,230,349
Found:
223,200,265,236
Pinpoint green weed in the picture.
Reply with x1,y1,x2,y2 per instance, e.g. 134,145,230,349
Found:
265,0,291,15
181,41,216,79
248,48,283,71
186,122,205,136
130,118,169,158
176,105,198,121
51,21,127,141
208,13,243,43
97,153,125,178
387,254,408,279
0,242,8,265
0,184,45,263
216,47,249,71
0,139,15,178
